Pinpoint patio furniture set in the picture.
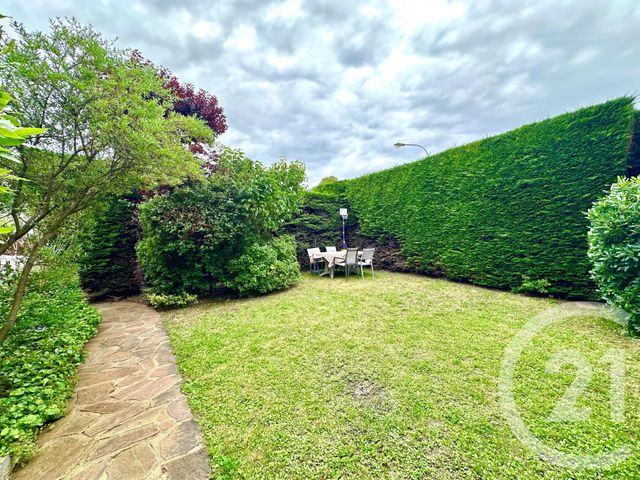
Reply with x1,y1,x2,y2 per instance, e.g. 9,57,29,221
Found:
306,246,375,279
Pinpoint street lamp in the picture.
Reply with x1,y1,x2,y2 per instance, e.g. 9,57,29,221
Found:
394,142,429,156
339,208,348,249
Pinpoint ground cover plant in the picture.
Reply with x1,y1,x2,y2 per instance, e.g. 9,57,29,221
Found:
0,264,100,463
308,98,637,299
165,272,640,479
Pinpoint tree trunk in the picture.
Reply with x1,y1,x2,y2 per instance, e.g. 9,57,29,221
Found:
0,247,39,343
0,196,93,342
0,225,57,344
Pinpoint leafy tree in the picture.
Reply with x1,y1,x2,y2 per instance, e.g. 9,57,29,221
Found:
0,92,43,235
588,176,640,335
137,148,305,295
0,15,45,235
160,66,227,136
76,51,228,297
316,176,338,189
129,50,227,136
0,19,213,342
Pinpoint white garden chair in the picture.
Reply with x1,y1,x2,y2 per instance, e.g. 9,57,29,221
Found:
306,247,323,273
325,246,337,252
335,248,360,280
358,248,375,278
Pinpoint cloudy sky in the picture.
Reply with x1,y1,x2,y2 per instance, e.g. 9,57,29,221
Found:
3,0,639,185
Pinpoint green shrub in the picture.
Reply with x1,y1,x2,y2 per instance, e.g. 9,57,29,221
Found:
588,176,640,335
329,98,636,298
512,276,551,295
137,149,305,295
78,195,141,298
0,265,100,463
225,235,300,295
146,292,198,310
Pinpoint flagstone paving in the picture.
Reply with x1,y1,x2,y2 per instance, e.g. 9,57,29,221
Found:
11,301,210,480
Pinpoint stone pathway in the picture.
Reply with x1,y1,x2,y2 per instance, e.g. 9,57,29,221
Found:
11,301,210,480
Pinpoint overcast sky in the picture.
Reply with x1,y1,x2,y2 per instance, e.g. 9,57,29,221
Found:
3,0,639,185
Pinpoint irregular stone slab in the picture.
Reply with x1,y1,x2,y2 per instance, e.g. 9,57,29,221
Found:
160,420,202,460
13,300,210,480
162,447,210,480
104,447,147,480
12,434,89,480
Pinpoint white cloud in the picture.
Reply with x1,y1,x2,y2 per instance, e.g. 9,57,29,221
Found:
2,0,639,185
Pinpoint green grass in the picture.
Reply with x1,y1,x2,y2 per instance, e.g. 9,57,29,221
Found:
164,272,640,479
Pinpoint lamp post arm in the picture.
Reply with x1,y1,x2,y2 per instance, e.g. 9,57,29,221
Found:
404,143,429,156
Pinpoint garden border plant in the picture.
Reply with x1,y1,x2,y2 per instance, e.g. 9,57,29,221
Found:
0,263,100,464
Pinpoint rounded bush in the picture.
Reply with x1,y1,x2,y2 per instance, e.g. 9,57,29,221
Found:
225,235,300,296
588,176,640,335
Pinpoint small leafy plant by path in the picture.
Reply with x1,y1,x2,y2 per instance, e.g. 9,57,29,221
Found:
164,272,640,479
0,266,100,462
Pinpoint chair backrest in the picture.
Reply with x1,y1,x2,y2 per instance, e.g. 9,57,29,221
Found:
345,248,359,265
307,247,321,259
361,248,375,262
325,246,337,252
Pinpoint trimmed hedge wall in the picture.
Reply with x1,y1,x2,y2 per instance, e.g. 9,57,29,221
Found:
333,98,636,298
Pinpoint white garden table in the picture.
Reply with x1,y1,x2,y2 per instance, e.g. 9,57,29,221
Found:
310,250,362,279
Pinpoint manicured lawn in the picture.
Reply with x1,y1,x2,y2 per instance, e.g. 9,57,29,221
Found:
164,272,640,479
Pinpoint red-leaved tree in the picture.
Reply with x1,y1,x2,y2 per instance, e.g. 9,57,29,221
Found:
131,50,227,136
160,69,227,135
131,50,226,175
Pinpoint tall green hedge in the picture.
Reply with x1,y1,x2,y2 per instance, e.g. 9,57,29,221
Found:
78,195,141,298
336,97,636,298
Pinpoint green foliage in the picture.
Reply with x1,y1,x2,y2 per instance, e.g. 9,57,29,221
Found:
137,148,305,296
0,265,100,462
316,176,339,189
225,235,300,295
78,196,140,298
0,18,212,252
0,18,214,342
0,90,46,235
333,98,636,298
588,176,640,335
137,181,242,295
146,292,198,310
512,276,551,295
